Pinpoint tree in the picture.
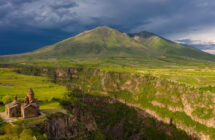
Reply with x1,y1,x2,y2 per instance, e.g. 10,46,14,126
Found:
19,135,34,140
36,133,48,140
93,131,106,140
2,95,13,105
4,124,23,136
19,129,34,140
20,129,33,136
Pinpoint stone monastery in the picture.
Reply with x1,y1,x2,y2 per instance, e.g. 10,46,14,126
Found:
5,88,40,118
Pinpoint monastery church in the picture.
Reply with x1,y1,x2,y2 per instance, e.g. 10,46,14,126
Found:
5,88,40,118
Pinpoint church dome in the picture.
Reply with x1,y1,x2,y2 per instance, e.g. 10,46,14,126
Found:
27,88,35,102
28,88,34,95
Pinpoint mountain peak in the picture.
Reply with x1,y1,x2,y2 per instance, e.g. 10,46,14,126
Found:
91,26,122,35
75,26,121,38
94,26,114,30
129,31,156,38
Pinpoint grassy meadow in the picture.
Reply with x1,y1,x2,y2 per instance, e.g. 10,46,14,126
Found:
0,68,67,111
100,66,215,87
137,68,215,86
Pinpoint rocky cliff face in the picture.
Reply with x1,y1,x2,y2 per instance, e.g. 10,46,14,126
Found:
60,93,196,140
15,66,150,93
43,105,97,140
44,113,78,139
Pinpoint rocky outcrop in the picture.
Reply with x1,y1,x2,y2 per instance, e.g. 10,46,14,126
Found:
71,95,198,140
44,113,78,139
44,109,97,140
14,66,150,93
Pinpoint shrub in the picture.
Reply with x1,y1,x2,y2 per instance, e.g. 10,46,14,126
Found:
19,135,34,140
20,129,33,136
93,130,106,140
19,129,34,140
36,133,48,140
4,124,23,136
0,135,11,140
2,96,13,105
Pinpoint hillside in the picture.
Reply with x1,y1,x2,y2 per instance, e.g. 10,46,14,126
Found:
0,26,215,67
32,26,151,58
129,31,215,61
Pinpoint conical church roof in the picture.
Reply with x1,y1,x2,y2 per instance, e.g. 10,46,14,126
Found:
28,88,34,95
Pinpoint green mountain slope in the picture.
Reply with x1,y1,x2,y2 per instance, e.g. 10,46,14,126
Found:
22,26,151,59
0,26,215,67
129,31,215,61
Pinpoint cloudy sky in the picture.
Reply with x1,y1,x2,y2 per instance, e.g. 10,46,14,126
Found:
1,0,215,55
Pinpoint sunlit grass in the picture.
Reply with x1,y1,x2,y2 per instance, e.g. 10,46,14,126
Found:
40,101,63,109
137,68,215,86
0,68,67,101
100,66,215,87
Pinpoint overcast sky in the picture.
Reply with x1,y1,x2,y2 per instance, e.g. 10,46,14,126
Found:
1,0,215,55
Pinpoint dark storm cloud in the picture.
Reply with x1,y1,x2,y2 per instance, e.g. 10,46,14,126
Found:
1,0,215,54
50,2,77,9
1,0,215,34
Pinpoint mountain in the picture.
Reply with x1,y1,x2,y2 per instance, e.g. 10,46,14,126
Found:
129,31,215,61
29,26,151,59
0,26,215,67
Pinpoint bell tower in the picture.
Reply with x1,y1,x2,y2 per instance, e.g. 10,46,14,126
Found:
27,88,35,103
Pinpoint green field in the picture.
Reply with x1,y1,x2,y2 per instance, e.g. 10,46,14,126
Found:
0,68,67,100
137,68,215,86
99,66,215,87
0,68,67,112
